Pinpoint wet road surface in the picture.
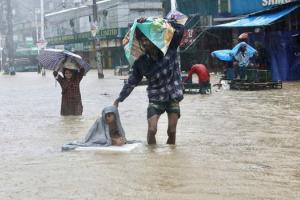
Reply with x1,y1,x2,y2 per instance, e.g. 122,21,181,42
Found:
0,70,299,199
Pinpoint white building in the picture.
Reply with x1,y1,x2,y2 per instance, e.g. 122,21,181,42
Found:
45,0,164,69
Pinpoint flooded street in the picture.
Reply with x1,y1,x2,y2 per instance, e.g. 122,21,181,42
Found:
0,70,300,200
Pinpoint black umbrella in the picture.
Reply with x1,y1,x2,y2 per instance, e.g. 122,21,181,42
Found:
37,49,91,73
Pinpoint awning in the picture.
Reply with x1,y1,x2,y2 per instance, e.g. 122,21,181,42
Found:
215,4,300,28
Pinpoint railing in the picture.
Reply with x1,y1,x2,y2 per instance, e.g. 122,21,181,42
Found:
180,15,219,53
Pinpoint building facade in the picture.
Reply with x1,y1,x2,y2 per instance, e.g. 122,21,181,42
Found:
220,0,300,81
176,0,300,78
44,0,165,69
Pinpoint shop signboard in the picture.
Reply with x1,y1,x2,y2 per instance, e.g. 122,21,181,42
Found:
47,32,91,45
46,28,128,46
98,28,118,38
230,0,294,16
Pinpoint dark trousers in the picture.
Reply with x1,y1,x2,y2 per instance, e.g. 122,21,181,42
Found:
239,66,246,80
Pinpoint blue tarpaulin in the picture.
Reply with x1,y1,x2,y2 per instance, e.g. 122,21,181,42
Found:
264,31,300,81
211,42,256,62
247,31,300,81
211,49,232,61
215,5,300,28
231,42,257,57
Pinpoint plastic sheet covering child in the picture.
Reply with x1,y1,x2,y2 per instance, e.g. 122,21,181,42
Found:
62,106,127,151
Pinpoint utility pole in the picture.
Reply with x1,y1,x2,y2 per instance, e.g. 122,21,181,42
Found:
35,9,40,43
93,0,104,79
40,0,45,41
40,0,46,76
170,0,176,11
170,0,182,69
0,1,4,72
35,8,41,74
6,0,15,75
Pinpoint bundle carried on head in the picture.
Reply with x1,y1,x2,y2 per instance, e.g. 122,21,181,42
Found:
123,17,175,66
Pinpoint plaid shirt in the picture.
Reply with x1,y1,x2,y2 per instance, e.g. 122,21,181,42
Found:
56,68,84,115
117,22,184,103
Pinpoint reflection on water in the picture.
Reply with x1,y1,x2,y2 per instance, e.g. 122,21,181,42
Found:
0,70,299,199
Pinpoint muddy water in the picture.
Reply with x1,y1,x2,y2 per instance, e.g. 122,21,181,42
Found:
0,70,299,200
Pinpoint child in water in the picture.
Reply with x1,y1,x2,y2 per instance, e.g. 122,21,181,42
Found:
62,106,127,151
53,59,84,116
105,112,126,146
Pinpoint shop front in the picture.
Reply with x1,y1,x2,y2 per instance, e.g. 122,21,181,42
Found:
214,2,300,81
46,27,128,69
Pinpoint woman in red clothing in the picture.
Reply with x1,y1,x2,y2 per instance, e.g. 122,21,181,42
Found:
183,64,210,93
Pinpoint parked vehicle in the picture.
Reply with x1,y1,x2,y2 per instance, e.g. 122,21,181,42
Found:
14,58,38,72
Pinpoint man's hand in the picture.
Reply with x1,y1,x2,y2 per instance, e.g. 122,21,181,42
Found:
137,17,147,23
113,99,119,108
53,71,58,77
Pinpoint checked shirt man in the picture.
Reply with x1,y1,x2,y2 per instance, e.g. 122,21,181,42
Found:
114,17,185,145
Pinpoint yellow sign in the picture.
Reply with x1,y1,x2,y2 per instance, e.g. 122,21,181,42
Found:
98,28,119,37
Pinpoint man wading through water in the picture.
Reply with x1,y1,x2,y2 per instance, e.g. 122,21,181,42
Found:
114,17,184,145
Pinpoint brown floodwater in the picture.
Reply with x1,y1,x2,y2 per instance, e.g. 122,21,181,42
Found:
0,70,299,199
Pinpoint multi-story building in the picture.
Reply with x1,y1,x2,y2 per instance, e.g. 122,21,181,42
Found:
44,0,165,69
11,0,67,48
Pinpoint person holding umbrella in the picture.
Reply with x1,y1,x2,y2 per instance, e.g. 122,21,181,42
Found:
38,49,91,116
53,58,85,116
